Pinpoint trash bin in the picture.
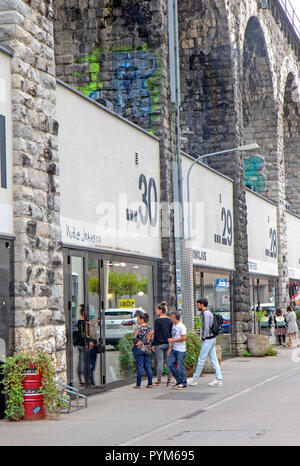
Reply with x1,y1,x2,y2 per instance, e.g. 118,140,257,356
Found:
0,362,5,419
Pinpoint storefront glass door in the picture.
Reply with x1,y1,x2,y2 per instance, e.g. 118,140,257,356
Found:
0,239,12,362
66,253,104,390
64,248,158,390
194,268,233,356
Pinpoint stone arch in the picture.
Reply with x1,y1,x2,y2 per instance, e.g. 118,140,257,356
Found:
178,0,238,176
283,72,300,214
242,16,278,198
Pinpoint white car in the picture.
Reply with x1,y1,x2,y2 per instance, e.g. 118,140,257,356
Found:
104,308,145,348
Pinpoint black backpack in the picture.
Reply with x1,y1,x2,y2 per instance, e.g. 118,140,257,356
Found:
210,313,224,337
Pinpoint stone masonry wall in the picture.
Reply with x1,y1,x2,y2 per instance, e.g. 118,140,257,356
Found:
0,0,66,377
53,0,299,353
54,0,177,309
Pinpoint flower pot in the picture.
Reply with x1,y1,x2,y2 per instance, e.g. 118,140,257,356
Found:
22,363,45,420
247,334,268,357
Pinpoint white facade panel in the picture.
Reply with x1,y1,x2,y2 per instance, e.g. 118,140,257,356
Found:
287,212,300,280
0,50,12,236
246,190,278,277
182,154,235,271
57,83,161,259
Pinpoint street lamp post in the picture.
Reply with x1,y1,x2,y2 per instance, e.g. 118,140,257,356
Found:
187,143,260,241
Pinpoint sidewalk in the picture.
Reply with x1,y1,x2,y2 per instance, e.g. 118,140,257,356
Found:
0,346,299,446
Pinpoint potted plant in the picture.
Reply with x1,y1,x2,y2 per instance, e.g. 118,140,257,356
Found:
1,351,65,421
246,333,269,357
185,332,201,377
118,333,136,377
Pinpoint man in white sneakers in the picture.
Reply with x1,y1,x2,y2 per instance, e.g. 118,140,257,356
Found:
167,311,187,390
188,299,223,387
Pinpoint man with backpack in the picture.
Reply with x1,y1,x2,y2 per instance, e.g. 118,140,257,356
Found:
188,298,223,387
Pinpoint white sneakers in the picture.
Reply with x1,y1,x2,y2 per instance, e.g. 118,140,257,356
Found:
187,378,198,386
208,379,223,387
188,378,222,387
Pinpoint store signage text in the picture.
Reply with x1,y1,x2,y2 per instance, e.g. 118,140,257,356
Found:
65,223,102,246
119,299,136,308
216,278,229,290
193,249,207,262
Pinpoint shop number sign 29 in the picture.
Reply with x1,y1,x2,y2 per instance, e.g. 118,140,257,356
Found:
126,173,158,227
214,207,233,247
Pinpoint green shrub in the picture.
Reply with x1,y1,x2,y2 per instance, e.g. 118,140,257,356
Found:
117,333,136,376
242,350,253,357
265,345,277,357
185,332,201,377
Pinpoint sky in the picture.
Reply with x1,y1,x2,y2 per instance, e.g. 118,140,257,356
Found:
290,0,300,20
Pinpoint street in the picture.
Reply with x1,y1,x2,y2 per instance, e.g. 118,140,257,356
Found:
1,347,300,446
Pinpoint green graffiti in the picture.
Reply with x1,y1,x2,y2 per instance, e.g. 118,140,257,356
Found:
244,156,266,193
72,43,162,134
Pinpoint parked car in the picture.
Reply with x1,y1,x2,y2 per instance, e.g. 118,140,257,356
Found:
105,308,145,348
214,307,231,334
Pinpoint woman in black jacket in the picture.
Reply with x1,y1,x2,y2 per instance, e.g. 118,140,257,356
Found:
153,302,173,386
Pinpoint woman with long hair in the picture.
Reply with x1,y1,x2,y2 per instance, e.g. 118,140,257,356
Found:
286,306,299,348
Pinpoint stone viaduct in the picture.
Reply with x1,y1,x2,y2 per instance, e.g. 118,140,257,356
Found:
53,0,300,353
0,0,299,363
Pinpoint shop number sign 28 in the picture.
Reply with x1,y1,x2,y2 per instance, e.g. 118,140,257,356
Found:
214,207,233,247
126,173,158,228
265,228,277,259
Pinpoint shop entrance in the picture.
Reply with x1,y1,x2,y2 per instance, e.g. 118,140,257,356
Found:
249,276,277,334
194,268,233,357
64,248,158,392
0,239,12,362
64,251,105,391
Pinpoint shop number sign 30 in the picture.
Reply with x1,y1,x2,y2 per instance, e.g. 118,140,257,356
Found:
126,173,158,228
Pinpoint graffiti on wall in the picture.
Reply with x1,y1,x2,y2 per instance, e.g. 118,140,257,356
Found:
244,155,266,193
73,45,162,134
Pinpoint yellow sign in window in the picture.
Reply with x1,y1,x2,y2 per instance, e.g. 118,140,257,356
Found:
119,299,136,308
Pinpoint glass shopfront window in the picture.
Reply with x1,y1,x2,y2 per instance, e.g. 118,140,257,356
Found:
249,277,276,334
289,281,300,310
64,248,157,392
194,268,233,356
104,260,154,384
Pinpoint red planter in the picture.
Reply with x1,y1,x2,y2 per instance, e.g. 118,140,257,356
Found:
22,364,45,420
22,365,42,391
23,393,45,420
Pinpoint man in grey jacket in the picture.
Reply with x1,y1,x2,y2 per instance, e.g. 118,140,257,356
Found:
188,298,223,387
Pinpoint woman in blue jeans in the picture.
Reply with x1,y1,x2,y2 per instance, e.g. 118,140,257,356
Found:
132,313,154,389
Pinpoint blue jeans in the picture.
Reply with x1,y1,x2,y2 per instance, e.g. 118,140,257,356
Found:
133,348,153,386
168,349,187,385
77,346,85,383
89,346,98,386
193,338,222,381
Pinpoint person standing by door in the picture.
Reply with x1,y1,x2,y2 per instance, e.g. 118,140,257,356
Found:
273,309,286,347
153,302,173,387
132,313,154,389
286,306,299,348
77,304,86,386
167,311,187,390
188,298,223,387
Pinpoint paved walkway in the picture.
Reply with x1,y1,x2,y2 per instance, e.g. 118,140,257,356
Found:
0,346,300,446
